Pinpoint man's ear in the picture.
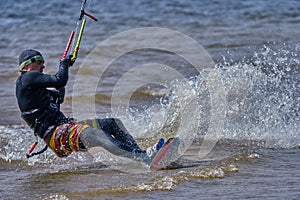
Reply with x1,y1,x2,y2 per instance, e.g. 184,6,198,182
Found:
22,65,30,72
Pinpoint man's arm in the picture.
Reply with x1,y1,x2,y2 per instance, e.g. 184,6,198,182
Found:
23,56,72,88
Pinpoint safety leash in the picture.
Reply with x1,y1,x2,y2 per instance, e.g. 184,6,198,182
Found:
26,135,48,159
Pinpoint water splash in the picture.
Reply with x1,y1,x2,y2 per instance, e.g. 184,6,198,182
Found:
125,44,300,150
220,44,299,148
0,125,92,166
0,125,32,162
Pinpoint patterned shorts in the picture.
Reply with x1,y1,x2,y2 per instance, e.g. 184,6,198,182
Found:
44,121,89,157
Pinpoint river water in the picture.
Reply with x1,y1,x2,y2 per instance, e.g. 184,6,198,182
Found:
0,0,299,199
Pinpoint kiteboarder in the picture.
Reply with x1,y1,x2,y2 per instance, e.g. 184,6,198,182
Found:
15,49,164,161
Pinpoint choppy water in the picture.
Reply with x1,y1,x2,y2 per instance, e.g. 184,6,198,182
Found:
0,0,300,199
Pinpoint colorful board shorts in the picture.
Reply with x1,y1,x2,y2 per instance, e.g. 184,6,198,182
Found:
43,118,130,157
44,121,89,157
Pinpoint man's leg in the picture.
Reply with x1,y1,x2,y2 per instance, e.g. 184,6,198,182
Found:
79,127,149,161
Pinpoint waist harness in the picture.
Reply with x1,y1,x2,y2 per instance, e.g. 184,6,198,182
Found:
21,103,67,138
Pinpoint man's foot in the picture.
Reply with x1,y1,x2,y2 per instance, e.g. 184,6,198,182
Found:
146,138,165,158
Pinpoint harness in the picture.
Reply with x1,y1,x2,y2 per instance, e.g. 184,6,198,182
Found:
22,89,70,158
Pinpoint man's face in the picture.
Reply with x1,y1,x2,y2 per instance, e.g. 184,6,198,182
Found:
24,61,45,72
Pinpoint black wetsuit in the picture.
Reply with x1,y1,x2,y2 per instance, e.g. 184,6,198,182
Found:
16,60,70,138
16,59,146,157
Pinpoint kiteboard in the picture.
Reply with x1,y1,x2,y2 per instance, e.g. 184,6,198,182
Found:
149,137,181,170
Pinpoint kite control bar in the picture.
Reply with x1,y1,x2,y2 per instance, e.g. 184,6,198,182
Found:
61,0,97,62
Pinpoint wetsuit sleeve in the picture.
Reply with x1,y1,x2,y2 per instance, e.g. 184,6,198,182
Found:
23,60,69,88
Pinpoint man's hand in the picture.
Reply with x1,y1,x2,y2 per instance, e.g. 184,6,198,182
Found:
61,55,74,67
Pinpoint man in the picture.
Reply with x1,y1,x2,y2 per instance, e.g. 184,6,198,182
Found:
16,49,164,163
